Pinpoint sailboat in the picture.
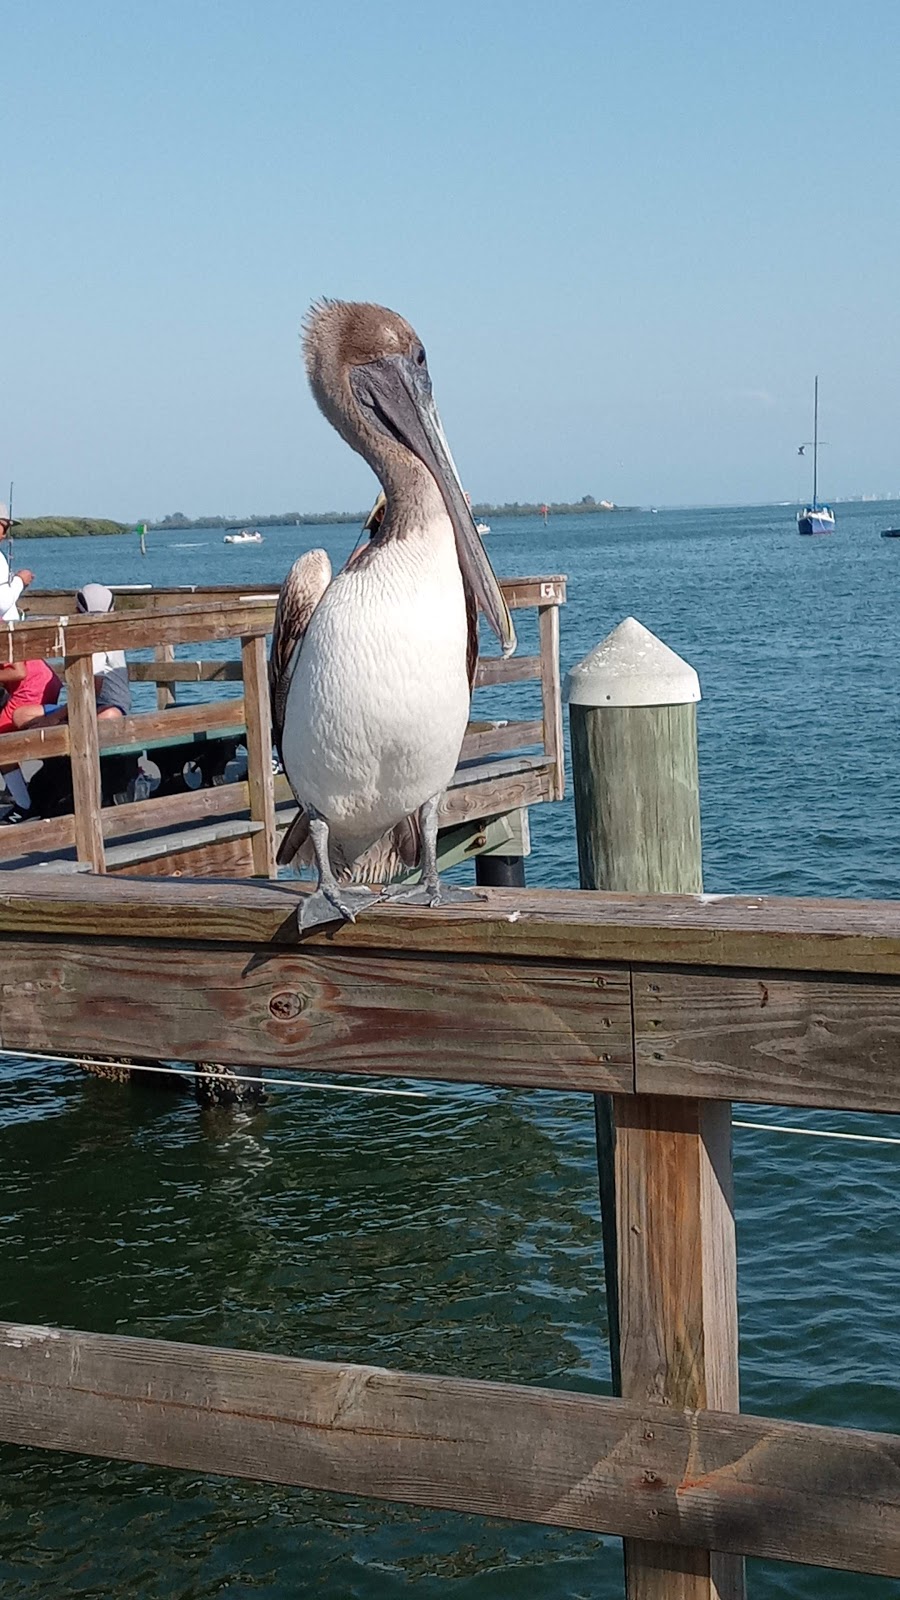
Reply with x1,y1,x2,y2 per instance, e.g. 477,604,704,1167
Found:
797,377,835,535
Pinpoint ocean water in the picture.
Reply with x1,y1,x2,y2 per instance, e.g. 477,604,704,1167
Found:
0,503,898,1597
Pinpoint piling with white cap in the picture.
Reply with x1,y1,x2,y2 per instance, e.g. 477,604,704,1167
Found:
565,617,742,1600
564,616,702,894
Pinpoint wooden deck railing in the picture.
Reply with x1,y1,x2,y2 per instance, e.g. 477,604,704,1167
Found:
1,578,566,874
0,877,898,1585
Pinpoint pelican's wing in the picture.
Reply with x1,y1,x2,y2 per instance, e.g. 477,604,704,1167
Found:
268,548,332,756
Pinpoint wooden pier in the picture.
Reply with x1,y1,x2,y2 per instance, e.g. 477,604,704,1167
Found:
1,577,565,878
0,876,898,1590
1,605,898,1595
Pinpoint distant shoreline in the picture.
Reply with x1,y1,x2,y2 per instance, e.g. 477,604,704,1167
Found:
11,502,635,538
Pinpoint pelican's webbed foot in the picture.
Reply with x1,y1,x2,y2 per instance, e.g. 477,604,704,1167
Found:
378,881,484,909
298,811,379,930
299,884,379,930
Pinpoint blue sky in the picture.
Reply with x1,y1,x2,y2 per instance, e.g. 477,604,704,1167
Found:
3,0,899,517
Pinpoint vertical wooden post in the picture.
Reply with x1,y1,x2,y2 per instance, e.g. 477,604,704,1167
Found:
241,634,277,878
538,603,565,799
155,643,176,710
65,653,105,874
566,617,743,1600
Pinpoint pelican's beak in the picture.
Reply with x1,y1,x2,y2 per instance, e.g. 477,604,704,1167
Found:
349,352,516,656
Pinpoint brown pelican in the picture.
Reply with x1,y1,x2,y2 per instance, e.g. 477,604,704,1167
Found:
270,299,516,929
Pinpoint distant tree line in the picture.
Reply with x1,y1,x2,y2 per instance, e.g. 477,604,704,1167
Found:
12,499,633,541
150,497,632,530
13,517,130,539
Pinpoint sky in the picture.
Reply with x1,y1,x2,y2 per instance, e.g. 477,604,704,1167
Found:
3,0,900,519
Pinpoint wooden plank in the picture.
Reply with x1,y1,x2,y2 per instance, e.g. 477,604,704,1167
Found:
440,762,554,825
538,603,565,799
0,1323,897,1575
9,879,900,977
109,831,256,880
501,575,567,609
459,719,544,761
0,695,246,766
0,600,273,661
0,938,633,1092
134,654,542,689
241,634,277,877
104,818,263,870
634,966,900,1113
474,653,541,687
64,655,105,873
154,642,177,709
128,660,243,684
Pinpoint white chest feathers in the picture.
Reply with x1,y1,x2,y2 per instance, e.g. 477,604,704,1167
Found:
282,523,471,847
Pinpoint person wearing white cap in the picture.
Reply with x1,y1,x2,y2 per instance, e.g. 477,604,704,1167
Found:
0,503,34,623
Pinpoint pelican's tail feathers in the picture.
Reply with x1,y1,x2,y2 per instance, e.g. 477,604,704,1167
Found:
276,807,312,868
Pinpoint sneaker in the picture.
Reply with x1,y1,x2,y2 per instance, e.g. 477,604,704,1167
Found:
0,804,33,825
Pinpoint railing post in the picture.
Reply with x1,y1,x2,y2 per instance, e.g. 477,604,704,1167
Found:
240,634,277,878
538,601,565,800
155,643,177,709
566,617,743,1600
65,652,106,874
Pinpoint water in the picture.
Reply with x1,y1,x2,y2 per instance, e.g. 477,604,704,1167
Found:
1,504,898,1597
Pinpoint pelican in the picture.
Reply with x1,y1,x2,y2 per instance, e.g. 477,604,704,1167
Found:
270,299,516,930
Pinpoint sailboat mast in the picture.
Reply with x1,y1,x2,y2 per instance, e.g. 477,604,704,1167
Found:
812,375,818,509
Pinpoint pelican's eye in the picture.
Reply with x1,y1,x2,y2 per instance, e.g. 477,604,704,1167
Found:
415,346,426,367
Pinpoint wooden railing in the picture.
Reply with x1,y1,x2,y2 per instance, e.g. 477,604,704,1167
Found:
0,579,566,875
0,877,898,1585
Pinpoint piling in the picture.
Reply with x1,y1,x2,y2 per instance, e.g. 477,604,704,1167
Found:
566,618,743,1600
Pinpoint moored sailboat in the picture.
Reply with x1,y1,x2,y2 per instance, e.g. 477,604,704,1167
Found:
797,377,835,535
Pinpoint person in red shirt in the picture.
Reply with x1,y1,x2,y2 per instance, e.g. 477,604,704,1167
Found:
0,658,63,732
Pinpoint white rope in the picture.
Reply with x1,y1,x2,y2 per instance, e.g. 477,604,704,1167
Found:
733,1119,900,1147
0,1048,428,1099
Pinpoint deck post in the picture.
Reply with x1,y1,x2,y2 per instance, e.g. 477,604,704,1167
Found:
240,634,277,878
567,618,743,1600
65,652,106,874
155,643,177,710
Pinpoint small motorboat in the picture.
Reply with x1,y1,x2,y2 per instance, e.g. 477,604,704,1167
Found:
880,529,900,538
224,529,264,545
476,521,490,536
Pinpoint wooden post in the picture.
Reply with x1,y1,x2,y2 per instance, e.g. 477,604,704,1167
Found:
566,617,742,1600
65,653,106,874
538,602,565,800
240,634,277,878
155,643,177,710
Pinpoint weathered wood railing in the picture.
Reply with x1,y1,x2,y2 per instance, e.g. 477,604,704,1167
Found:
2,577,566,875
0,876,898,1586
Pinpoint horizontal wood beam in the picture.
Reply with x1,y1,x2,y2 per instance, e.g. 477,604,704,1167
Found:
21,575,567,615
0,696,245,766
128,655,546,689
0,600,273,661
460,719,544,762
0,935,633,1092
3,879,900,976
0,1323,895,1575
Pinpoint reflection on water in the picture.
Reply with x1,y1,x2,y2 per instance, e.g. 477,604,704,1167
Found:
2,506,900,1596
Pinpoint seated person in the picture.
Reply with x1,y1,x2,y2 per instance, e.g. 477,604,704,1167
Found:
79,582,131,718
0,658,63,731
33,582,131,725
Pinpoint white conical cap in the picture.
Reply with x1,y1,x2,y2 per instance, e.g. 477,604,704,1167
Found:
564,617,701,708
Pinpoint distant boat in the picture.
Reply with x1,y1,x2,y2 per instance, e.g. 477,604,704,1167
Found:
224,529,263,545
881,529,900,539
796,378,835,535
476,521,490,537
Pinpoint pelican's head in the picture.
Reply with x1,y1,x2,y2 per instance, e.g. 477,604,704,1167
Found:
303,299,515,657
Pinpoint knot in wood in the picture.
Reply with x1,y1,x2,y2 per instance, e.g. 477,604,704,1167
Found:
268,991,304,1020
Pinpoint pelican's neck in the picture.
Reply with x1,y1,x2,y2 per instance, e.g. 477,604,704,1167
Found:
377,459,450,542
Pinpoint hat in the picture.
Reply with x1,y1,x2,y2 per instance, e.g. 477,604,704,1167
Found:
76,582,115,613
0,502,18,527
